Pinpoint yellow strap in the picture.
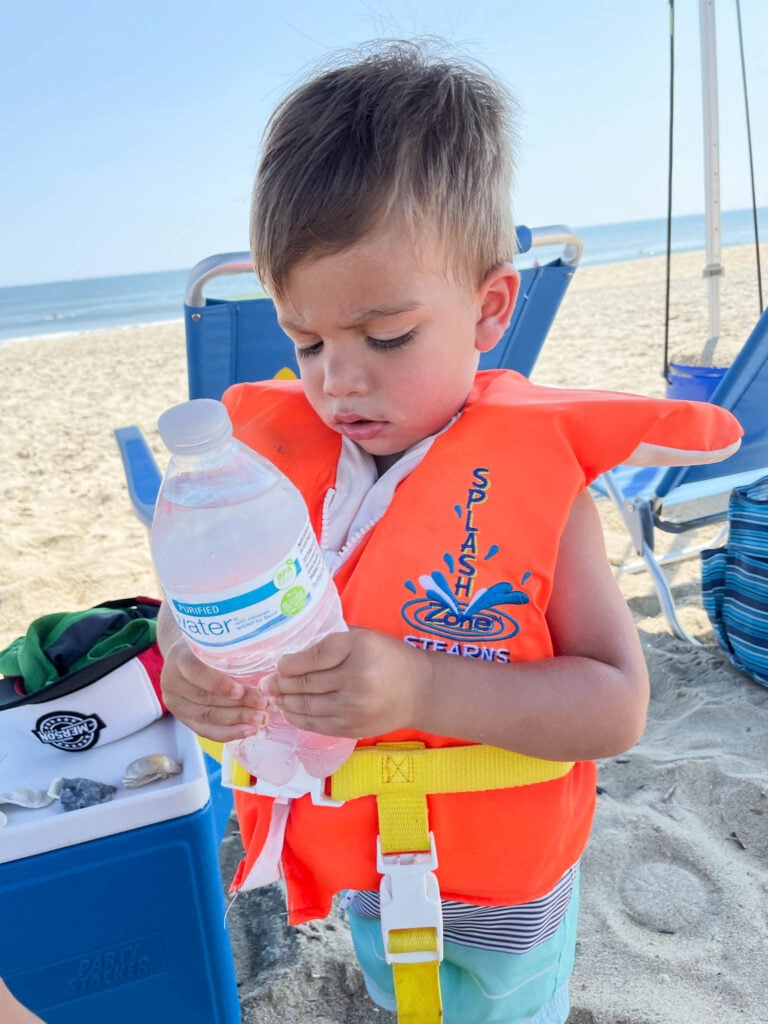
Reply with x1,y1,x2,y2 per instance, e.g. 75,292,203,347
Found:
389,927,441,957
332,742,572,1023
377,790,430,854
391,934,443,1024
374,754,441,1021
330,741,573,806
196,736,224,762
229,758,254,788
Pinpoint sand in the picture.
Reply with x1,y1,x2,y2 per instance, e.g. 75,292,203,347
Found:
1,242,767,1023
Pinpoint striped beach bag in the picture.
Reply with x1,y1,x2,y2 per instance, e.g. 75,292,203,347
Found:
701,475,768,686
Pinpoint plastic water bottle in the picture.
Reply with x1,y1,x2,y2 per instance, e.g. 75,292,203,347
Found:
150,398,355,786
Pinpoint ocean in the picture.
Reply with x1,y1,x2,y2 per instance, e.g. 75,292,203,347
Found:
0,207,765,344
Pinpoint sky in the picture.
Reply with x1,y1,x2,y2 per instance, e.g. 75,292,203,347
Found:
2,0,766,287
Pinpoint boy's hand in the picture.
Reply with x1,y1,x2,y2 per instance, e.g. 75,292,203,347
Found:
261,627,431,738
160,638,269,742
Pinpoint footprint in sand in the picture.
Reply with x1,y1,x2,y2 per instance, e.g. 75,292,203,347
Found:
620,860,717,933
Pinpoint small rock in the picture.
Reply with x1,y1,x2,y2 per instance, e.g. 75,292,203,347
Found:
50,777,117,811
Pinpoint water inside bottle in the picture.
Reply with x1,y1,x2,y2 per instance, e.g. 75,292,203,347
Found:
297,732,355,778
231,725,299,786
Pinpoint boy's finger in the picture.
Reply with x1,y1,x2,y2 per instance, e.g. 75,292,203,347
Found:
179,702,268,741
241,687,270,710
167,642,248,700
276,630,350,676
278,692,341,728
162,668,242,706
265,669,335,698
188,682,268,711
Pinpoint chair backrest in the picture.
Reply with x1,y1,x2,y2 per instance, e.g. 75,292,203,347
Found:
183,225,582,400
653,303,768,501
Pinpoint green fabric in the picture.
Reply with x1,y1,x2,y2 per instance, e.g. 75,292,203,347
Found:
0,608,157,694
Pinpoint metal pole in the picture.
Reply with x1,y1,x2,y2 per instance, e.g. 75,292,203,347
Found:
699,0,723,364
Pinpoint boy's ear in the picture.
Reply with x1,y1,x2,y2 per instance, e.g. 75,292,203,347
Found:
474,264,520,353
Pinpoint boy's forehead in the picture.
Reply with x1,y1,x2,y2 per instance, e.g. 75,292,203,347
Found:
280,297,423,332
281,222,474,299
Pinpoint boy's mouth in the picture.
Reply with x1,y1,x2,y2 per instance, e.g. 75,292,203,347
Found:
334,414,386,442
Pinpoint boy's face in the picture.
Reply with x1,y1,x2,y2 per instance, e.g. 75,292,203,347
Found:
274,226,518,472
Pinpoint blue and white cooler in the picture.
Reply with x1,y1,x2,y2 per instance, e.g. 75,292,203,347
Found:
0,653,241,1024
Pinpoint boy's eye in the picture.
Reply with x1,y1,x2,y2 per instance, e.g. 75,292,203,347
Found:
294,340,323,360
294,330,415,359
367,330,415,351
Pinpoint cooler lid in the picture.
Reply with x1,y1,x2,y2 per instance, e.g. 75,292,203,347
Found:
0,697,211,863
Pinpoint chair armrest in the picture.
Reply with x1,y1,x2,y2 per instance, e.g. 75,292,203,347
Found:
114,426,162,528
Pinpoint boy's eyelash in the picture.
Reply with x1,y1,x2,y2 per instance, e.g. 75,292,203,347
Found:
367,330,415,351
294,330,415,359
295,341,322,360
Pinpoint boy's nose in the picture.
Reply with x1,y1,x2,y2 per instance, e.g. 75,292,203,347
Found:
322,352,369,397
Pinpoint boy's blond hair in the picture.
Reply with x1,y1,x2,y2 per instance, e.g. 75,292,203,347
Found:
250,39,518,296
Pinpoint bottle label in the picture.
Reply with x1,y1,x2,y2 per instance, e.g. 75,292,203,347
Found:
165,520,331,650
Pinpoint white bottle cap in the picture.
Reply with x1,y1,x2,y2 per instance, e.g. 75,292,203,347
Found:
157,399,233,454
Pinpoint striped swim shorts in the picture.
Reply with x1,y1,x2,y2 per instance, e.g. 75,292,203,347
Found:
346,866,580,1023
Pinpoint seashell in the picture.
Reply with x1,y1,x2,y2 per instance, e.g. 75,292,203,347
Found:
0,788,55,809
122,754,183,789
48,777,117,811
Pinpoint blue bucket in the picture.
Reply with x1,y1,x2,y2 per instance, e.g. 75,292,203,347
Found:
665,362,728,402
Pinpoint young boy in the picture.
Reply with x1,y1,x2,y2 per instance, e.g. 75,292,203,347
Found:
158,41,740,1023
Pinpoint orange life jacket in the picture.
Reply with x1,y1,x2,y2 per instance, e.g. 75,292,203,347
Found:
223,370,741,925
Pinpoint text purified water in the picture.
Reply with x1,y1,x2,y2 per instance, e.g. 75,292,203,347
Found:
151,398,355,785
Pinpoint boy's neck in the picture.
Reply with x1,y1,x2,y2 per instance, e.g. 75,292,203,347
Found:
374,451,405,476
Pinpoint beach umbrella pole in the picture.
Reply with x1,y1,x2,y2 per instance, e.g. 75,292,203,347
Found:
699,0,723,365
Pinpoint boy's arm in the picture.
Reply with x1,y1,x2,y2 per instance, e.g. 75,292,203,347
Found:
268,490,650,762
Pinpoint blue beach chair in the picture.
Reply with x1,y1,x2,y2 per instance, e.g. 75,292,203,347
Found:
115,224,582,526
591,303,768,644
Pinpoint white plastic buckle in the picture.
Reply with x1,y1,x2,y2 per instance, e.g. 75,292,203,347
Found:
221,747,344,806
376,832,443,964
254,769,345,807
